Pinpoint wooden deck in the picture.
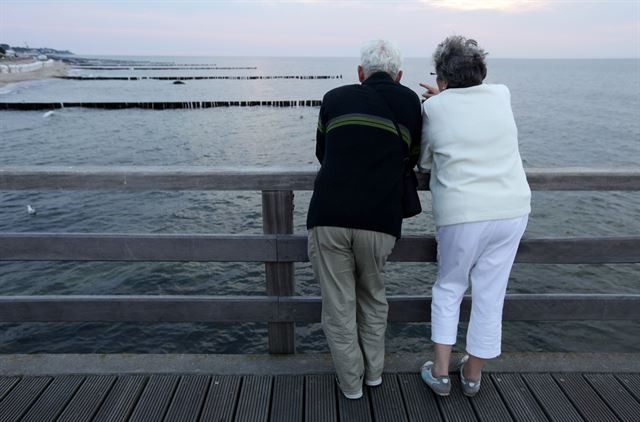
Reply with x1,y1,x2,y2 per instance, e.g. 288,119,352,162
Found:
1,372,639,422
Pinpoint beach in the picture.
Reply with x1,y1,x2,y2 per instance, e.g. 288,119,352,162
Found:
0,59,69,88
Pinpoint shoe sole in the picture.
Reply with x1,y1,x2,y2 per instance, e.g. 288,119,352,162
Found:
433,391,450,397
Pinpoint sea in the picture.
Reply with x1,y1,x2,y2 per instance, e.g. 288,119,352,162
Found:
0,56,639,354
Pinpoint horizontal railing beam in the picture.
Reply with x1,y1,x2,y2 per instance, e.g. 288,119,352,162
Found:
0,234,278,262
1,166,639,191
2,233,639,263
282,235,640,264
0,294,638,322
0,296,277,322
282,295,640,322
0,166,318,191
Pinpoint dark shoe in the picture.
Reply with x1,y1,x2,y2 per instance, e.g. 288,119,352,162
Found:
420,361,451,396
458,355,481,397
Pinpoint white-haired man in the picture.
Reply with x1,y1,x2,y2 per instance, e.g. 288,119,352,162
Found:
307,40,422,399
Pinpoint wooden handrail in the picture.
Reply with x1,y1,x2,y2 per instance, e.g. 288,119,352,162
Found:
1,294,638,322
2,166,639,353
1,233,639,264
1,166,640,190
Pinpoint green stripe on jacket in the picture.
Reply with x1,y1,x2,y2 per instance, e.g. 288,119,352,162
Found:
324,113,411,146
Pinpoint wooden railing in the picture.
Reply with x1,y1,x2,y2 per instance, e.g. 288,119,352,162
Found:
1,166,639,354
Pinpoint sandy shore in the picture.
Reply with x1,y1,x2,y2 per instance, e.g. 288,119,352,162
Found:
0,60,70,88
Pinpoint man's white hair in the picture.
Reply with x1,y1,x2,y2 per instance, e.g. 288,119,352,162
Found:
360,39,402,79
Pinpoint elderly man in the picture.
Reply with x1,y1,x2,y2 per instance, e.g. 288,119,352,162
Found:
307,40,422,399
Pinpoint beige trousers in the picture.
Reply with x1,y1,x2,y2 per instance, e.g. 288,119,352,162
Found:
308,226,396,394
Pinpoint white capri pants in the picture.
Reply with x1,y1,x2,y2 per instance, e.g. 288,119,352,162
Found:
431,215,528,359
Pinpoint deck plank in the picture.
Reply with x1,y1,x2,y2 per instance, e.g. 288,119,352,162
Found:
270,375,304,422
305,374,337,422
57,375,116,422
436,376,478,422
92,375,147,422
369,374,409,422
584,373,640,422
521,373,582,422
0,376,51,422
0,378,19,402
199,375,241,422
234,375,272,422
552,373,618,422
337,385,372,422
128,374,179,422
491,373,549,422
164,375,210,422
469,375,513,422
0,370,636,422
21,375,84,422
615,373,640,402
397,373,442,422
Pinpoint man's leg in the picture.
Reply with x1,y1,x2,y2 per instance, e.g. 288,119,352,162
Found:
308,226,362,394
352,229,396,383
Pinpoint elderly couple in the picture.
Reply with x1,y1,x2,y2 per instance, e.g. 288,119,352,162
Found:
307,37,531,399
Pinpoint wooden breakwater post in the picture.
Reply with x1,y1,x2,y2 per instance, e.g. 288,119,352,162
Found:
56,75,343,81
0,101,323,110
262,190,295,354
70,66,259,70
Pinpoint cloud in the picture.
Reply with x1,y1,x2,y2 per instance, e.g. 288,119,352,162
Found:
426,0,552,12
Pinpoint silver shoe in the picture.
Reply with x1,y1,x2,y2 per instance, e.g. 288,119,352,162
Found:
365,377,382,387
342,388,363,400
458,355,481,397
420,361,451,396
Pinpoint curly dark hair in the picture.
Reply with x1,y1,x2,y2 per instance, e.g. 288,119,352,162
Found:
433,36,488,88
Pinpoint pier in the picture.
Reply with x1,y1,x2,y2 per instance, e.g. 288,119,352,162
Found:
0,167,639,421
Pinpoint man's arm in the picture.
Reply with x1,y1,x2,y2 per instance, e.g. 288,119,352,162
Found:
315,105,327,163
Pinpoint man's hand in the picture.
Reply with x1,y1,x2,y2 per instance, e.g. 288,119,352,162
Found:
419,82,440,100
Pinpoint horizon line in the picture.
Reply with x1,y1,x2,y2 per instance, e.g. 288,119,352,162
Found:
70,53,640,60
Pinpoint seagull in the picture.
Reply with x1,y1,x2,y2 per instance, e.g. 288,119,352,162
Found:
27,205,36,215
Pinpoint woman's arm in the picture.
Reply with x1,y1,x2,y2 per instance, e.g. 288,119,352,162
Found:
417,108,433,173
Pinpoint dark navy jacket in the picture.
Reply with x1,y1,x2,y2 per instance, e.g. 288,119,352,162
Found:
307,72,422,238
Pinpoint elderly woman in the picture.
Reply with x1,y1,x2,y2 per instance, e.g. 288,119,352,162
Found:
418,36,531,397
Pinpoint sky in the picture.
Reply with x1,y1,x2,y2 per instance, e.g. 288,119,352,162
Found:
1,0,639,58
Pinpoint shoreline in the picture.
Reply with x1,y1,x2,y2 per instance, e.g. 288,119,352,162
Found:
0,60,70,88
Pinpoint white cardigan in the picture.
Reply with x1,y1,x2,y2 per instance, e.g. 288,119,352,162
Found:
418,83,531,227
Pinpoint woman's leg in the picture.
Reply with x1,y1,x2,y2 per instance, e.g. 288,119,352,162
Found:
431,221,487,374
466,215,528,364
462,355,486,380
433,343,452,376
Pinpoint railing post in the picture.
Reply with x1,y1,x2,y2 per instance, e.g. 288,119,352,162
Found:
262,190,295,353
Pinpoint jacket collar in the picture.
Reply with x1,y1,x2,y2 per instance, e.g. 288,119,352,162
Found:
362,71,395,85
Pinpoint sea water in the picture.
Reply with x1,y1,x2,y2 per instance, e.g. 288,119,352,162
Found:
0,57,639,353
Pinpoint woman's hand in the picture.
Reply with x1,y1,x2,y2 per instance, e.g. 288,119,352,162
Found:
419,82,440,100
